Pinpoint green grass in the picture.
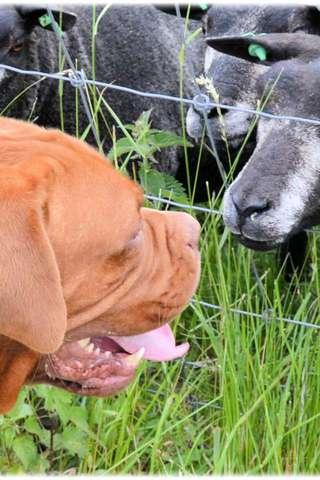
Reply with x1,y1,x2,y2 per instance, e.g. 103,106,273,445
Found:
2,5,320,475
2,220,320,474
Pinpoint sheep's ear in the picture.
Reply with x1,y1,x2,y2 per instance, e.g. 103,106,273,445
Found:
154,4,208,20
206,32,320,65
304,6,320,34
18,6,77,32
0,172,67,354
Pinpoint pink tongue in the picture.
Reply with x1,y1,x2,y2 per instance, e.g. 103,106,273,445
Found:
110,324,189,361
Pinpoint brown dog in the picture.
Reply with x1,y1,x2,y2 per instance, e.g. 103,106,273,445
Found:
0,118,200,414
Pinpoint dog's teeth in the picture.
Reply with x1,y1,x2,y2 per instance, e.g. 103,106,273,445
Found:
78,338,90,349
87,343,94,353
104,351,111,359
45,364,55,379
94,347,101,355
126,347,145,367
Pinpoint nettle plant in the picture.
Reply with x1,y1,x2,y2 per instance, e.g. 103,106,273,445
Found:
108,109,191,204
1,386,93,473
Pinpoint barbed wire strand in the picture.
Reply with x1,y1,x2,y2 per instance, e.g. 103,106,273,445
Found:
2,61,320,127
191,299,320,330
47,8,101,146
145,194,221,214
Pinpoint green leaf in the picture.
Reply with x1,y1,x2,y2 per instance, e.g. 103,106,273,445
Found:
186,27,202,45
8,390,33,421
108,109,192,163
61,427,88,458
134,109,153,137
68,406,89,432
139,168,166,195
139,165,188,203
159,189,189,204
52,401,73,426
24,417,50,447
3,427,19,449
108,137,136,160
13,434,38,470
43,386,74,411
150,131,193,148
108,137,152,160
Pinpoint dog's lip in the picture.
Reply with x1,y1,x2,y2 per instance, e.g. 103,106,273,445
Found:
39,324,189,396
43,344,143,397
44,374,136,397
41,338,145,397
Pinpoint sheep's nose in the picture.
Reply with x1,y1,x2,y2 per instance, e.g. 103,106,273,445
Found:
231,192,270,224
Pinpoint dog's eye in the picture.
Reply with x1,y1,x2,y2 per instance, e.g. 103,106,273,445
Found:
127,228,143,249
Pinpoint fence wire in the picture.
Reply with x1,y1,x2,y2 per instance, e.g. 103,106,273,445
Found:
192,299,320,331
0,6,319,334
145,194,221,215
3,60,320,128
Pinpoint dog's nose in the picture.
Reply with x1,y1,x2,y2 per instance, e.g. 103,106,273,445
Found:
166,212,201,250
142,208,201,250
231,192,270,225
184,213,201,249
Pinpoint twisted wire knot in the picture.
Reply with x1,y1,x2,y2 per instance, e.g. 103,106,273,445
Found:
261,308,274,323
192,93,212,114
68,69,86,88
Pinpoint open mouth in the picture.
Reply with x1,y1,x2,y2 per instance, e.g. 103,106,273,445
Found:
38,325,189,397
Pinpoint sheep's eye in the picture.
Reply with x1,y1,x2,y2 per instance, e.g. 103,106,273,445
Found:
10,42,24,54
291,26,305,33
201,14,208,35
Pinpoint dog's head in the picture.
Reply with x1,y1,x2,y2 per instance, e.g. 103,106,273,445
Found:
0,118,200,413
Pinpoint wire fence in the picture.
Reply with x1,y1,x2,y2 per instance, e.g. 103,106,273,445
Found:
1,6,320,335
4,62,320,127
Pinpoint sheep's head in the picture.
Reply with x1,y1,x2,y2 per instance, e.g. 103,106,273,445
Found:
0,6,76,81
216,33,320,250
186,6,320,187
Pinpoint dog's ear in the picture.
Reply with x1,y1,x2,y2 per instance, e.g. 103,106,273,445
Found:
0,338,39,414
0,171,67,354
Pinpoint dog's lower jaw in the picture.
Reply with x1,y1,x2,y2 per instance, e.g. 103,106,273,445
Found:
30,337,144,397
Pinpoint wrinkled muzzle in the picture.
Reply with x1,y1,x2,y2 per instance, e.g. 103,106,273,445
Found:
129,208,201,324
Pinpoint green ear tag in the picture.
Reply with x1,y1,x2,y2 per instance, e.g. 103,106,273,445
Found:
38,14,52,28
199,3,208,10
248,43,267,61
38,13,63,34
